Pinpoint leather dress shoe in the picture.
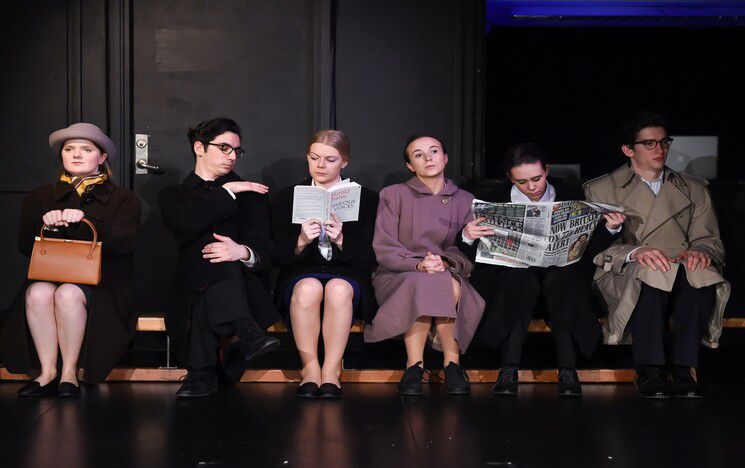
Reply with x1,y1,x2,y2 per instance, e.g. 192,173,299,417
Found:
491,366,518,396
17,378,59,397
443,362,471,395
397,362,425,396
57,381,81,398
557,368,582,397
176,369,218,398
296,382,320,399
223,332,281,382
635,367,671,399
672,368,704,399
319,383,343,399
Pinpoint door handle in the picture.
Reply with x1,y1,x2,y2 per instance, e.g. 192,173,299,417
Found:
134,134,164,175
136,159,163,174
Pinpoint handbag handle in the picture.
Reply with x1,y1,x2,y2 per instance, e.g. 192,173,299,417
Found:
39,217,99,259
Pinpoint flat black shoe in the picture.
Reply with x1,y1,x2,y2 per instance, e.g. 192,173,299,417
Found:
296,382,320,399
17,378,59,398
491,366,518,396
672,368,704,399
443,362,470,395
557,368,582,397
635,367,671,399
397,362,425,396
319,383,343,399
176,369,218,398
57,381,81,398
223,332,282,382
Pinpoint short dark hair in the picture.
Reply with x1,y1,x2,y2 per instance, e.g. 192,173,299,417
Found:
402,135,448,163
503,142,548,175
618,110,668,146
187,117,242,158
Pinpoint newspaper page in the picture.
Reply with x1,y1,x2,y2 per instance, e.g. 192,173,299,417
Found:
292,180,361,223
472,199,623,268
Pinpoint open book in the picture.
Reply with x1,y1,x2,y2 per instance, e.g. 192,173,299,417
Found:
292,179,362,223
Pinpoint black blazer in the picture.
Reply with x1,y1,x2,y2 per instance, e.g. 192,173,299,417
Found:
269,179,378,322
158,171,280,364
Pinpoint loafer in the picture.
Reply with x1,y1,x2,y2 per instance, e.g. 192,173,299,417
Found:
443,362,470,395
57,381,81,398
672,367,704,399
397,362,425,396
319,383,343,399
296,382,320,399
223,332,281,382
176,369,218,398
635,367,671,399
491,366,518,396
557,368,582,397
17,378,59,398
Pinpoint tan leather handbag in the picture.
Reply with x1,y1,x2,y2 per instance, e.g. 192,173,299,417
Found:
28,218,102,285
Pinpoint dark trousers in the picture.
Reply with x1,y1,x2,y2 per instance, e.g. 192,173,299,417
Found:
185,276,260,370
628,268,715,367
473,263,600,369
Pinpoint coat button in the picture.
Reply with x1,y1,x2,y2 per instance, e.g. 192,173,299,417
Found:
441,198,450,205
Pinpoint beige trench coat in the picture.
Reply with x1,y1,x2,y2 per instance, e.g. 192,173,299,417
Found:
583,164,730,347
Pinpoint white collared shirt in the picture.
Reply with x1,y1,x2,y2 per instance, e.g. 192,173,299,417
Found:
311,177,346,260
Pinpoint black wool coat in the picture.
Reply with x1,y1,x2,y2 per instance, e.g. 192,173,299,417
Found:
158,171,280,366
269,179,378,322
460,177,615,355
0,180,142,382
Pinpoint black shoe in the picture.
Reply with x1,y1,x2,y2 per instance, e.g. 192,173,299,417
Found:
223,332,281,382
319,383,343,399
443,362,471,395
296,382,320,399
397,362,425,396
671,367,704,399
491,366,518,396
176,369,218,398
557,368,582,397
57,381,81,398
17,378,59,397
635,366,671,399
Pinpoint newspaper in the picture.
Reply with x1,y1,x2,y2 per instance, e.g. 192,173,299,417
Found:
292,179,362,223
472,199,623,268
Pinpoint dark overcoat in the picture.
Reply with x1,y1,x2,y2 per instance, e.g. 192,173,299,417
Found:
0,180,141,382
269,179,379,322
460,177,611,356
158,171,280,366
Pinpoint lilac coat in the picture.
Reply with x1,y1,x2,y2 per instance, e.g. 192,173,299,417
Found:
363,177,485,351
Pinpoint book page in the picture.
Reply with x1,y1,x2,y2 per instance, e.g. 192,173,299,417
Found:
292,185,329,223
328,183,361,222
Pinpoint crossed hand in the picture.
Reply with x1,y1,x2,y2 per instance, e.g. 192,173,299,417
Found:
42,209,84,227
632,247,711,272
416,251,447,273
202,233,250,263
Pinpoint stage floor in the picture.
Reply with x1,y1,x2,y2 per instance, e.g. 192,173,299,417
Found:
1,382,743,468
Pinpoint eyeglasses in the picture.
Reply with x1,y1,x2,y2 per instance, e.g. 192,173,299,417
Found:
631,137,674,151
204,142,246,158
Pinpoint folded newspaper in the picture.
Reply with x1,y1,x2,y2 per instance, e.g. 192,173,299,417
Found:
292,179,362,223
471,199,623,268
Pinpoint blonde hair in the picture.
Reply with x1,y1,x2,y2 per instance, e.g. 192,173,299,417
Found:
306,130,351,162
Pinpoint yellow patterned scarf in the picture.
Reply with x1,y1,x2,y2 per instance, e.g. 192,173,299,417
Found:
60,172,108,196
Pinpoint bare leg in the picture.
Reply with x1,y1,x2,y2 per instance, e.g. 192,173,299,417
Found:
436,278,462,366
321,279,354,386
54,284,88,385
25,282,59,385
290,278,324,385
404,317,432,368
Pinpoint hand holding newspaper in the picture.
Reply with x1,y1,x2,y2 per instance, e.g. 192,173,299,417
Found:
471,199,623,268
292,179,362,223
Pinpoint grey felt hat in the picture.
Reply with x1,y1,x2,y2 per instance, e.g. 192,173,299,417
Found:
49,123,116,160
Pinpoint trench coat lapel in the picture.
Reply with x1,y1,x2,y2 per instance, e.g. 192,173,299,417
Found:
640,171,691,240
611,165,654,226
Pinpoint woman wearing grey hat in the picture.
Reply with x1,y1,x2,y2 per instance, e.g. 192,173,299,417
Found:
0,122,142,397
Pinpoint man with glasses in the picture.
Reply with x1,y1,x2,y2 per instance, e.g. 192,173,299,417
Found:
158,117,281,398
584,111,729,399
